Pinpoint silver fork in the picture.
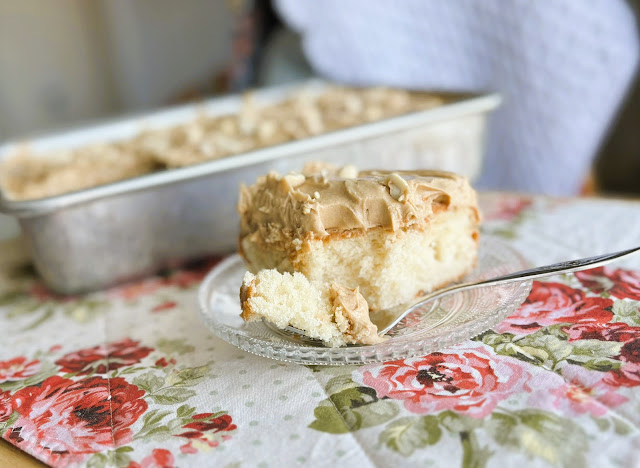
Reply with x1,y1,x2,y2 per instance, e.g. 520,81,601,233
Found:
280,245,640,342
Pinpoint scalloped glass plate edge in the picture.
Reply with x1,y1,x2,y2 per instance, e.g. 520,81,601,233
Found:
197,236,532,365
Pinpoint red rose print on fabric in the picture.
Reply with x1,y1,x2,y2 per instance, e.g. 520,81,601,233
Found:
495,281,613,335
605,340,640,387
177,413,237,454
0,389,12,423
151,301,178,313
110,279,173,301
55,338,153,375
7,375,147,466
355,343,529,418
0,357,41,383
620,338,640,363
564,322,640,343
563,322,640,387
162,265,217,288
576,266,640,300
127,448,175,468
110,258,221,300
605,363,640,387
483,196,533,222
28,283,75,303
155,358,176,368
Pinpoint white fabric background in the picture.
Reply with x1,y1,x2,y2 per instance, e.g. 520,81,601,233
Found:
275,0,639,195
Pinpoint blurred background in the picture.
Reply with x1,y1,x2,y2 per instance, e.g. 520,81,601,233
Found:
0,0,639,197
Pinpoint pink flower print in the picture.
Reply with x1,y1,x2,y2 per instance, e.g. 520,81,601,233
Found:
496,281,613,335
354,343,530,418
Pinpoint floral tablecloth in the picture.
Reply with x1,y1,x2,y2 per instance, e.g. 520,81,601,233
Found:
2,192,640,468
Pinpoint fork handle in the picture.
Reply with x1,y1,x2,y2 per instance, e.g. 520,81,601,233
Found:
428,244,640,301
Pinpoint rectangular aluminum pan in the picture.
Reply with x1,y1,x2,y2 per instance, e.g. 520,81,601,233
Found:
0,80,500,294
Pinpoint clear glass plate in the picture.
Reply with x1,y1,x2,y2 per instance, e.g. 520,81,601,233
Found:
197,236,532,365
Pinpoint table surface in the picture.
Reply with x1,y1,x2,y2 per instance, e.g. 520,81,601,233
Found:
2,192,640,468
0,439,45,467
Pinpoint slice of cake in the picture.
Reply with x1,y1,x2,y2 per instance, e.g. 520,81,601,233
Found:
238,167,480,313
240,270,383,347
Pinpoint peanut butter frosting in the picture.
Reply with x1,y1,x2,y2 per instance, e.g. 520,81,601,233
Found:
1,86,443,201
329,283,383,345
238,167,478,241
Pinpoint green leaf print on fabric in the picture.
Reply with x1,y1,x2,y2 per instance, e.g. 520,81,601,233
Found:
138,409,173,435
223,463,243,468
16,301,105,330
1,281,108,331
478,327,622,372
564,340,624,370
379,408,590,467
310,386,399,433
325,374,359,395
0,290,26,307
165,365,209,387
86,452,108,468
156,338,195,355
484,331,574,368
0,411,19,432
612,416,634,436
486,409,587,468
437,411,483,433
124,353,214,406
150,387,197,405
435,411,492,468
177,404,197,419
459,430,492,468
134,364,209,404
133,371,165,394
309,402,352,434
380,412,490,467
309,376,399,433
611,300,640,326
86,448,132,468
379,415,441,456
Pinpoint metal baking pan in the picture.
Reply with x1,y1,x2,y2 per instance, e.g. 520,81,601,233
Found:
0,79,500,294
